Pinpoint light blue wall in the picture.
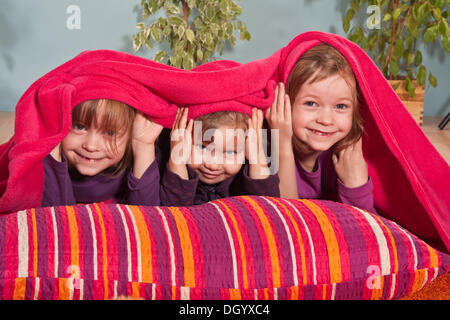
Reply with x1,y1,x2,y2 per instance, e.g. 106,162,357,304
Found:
1,0,448,116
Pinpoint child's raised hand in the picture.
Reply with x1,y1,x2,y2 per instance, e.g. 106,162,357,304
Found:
265,83,293,149
332,138,369,188
246,108,270,179
131,112,163,179
132,111,163,147
168,107,193,179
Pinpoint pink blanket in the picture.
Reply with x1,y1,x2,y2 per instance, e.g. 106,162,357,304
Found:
0,31,448,252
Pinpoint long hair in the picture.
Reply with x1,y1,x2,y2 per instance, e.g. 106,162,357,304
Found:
286,43,364,155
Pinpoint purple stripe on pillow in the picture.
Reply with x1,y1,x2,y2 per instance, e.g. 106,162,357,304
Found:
393,271,409,299
145,207,170,286
326,201,369,280
35,208,48,278
25,277,33,299
76,206,94,281
53,207,66,278
303,284,316,299
380,217,409,273
412,235,425,270
40,277,54,300
190,204,228,288
107,205,129,287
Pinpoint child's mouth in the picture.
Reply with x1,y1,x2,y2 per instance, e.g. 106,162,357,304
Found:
308,128,335,136
200,170,221,179
76,152,104,163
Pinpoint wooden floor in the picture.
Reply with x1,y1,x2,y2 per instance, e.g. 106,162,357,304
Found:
0,112,449,163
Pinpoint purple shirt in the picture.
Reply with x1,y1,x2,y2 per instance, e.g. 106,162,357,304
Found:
41,153,160,206
160,165,280,206
295,149,376,213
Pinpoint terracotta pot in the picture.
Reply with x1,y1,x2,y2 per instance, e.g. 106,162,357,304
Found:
388,79,425,126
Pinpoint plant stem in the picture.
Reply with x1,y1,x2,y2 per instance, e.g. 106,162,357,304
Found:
182,0,189,24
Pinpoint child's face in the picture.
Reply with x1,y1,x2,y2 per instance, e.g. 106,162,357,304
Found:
291,73,355,153
61,121,129,176
188,125,245,184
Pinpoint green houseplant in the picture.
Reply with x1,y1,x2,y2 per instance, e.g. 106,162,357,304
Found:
132,0,251,70
342,0,450,125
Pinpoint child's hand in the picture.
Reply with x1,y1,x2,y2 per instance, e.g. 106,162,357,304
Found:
132,112,163,148
265,83,293,152
50,143,62,162
168,107,193,180
246,108,270,179
131,112,163,179
332,138,369,188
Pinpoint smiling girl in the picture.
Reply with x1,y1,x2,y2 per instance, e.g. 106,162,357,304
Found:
42,99,163,206
266,43,376,213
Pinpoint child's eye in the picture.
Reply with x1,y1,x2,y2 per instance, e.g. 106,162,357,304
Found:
104,131,116,137
225,150,236,156
336,104,348,110
195,144,206,150
304,101,316,107
73,123,86,131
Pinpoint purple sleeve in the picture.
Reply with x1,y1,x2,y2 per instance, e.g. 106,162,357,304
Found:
159,166,199,206
41,154,76,207
337,177,377,214
232,165,280,197
126,160,161,206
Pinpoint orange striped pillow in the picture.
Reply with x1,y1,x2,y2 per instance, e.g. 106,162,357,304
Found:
0,196,448,300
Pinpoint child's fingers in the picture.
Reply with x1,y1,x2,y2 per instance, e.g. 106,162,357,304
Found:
247,117,253,130
265,106,271,121
257,109,263,129
186,118,194,134
179,107,188,129
277,83,286,119
284,94,292,123
172,108,182,129
332,153,339,166
271,84,279,116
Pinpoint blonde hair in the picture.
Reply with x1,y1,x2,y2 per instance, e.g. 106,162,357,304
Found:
71,99,136,176
195,111,250,135
286,43,364,155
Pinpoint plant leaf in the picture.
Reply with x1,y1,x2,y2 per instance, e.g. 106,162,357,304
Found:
394,39,404,57
417,65,426,85
423,26,438,42
428,72,438,87
389,60,399,76
405,77,415,98
185,29,195,43
414,50,423,66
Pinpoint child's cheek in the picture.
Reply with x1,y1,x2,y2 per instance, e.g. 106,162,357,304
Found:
224,163,243,177
189,147,203,166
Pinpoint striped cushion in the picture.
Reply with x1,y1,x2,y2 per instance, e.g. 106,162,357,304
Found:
0,196,448,300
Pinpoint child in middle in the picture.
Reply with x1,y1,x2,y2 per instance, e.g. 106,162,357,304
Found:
160,107,280,206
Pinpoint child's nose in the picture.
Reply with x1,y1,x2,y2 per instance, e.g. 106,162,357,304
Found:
203,159,221,171
82,132,102,152
316,107,333,125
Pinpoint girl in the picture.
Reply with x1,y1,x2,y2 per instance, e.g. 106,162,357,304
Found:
42,99,163,206
160,107,279,206
266,43,376,213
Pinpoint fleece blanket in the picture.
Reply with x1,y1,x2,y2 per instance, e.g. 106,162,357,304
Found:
0,31,448,252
